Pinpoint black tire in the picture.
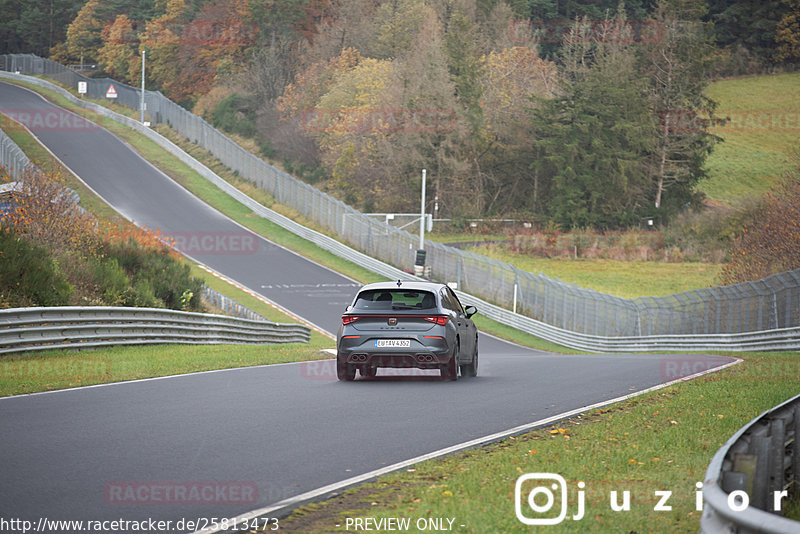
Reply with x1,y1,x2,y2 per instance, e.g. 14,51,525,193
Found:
460,338,478,378
337,359,356,381
441,344,459,381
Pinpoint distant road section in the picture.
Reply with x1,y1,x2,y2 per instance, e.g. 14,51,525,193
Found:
0,81,359,335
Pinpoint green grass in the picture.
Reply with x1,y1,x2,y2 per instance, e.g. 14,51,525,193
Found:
0,343,332,397
701,73,800,207
279,351,800,533
469,245,721,298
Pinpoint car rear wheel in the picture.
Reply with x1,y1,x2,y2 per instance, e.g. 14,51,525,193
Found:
441,345,459,381
460,339,478,378
337,359,356,381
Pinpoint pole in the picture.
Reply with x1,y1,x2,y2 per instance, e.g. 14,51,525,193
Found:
419,169,426,250
140,49,145,123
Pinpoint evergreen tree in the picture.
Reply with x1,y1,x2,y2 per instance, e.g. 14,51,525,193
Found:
0,0,84,56
707,0,789,62
531,13,655,229
641,0,718,219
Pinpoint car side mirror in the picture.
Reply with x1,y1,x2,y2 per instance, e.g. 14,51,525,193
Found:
464,305,477,318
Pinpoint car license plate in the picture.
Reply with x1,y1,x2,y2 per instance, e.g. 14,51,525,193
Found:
375,339,410,348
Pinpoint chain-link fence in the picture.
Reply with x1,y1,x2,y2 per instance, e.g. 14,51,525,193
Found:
3,53,799,338
0,122,34,180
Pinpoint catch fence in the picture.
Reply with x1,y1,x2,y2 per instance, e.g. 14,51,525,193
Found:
2,54,799,339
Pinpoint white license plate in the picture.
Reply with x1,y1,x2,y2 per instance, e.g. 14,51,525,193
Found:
375,339,411,348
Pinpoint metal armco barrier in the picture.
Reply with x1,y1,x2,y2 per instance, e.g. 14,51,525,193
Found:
202,286,268,322
702,393,800,533
0,306,310,355
2,60,800,352
0,125,34,180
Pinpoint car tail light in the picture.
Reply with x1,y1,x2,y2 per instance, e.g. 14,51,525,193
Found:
341,315,361,325
424,316,448,326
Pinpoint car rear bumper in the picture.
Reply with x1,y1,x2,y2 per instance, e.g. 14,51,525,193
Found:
337,347,452,369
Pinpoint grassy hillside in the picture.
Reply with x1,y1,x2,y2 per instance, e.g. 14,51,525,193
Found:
700,72,800,206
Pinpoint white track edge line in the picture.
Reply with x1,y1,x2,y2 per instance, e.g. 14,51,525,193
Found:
193,357,743,533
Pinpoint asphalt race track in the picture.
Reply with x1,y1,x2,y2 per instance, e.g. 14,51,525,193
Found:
0,82,737,531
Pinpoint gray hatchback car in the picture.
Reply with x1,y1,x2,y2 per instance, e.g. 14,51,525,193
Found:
336,280,478,380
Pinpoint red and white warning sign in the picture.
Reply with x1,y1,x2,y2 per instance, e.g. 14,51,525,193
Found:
106,84,118,99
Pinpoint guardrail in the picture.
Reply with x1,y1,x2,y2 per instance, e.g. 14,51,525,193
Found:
0,306,310,355
0,123,35,180
202,285,268,323
702,393,800,533
3,70,800,352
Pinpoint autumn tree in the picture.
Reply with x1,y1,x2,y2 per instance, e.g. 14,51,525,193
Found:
65,0,104,64
775,0,800,61
313,55,395,206
385,10,470,216
478,46,557,214
372,0,429,59
720,166,800,284
295,0,378,66
98,15,139,84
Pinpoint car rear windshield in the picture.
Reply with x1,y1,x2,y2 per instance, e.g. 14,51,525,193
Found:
353,289,437,311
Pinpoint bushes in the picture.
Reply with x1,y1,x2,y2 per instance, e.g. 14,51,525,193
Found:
0,229,73,307
102,239,203,310
720,169,800,284
1,167,203,310
210,94,258,138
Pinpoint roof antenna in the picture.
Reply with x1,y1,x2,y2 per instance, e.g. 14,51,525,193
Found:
396,280,402,287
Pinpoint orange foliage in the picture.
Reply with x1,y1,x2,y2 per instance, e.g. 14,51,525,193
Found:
720,167,800,284
101,223,178,258
142,0,256,102
1,166,176,259
277,47,364,117
1,167,99,258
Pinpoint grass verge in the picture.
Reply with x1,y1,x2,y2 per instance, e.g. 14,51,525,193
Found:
469,246,722,298
0,343,331,398
701,72,800,207
277,351,800,533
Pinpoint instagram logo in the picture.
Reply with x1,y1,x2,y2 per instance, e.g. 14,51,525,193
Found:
515,473,584,525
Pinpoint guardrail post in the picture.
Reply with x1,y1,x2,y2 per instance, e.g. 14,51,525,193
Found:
794,406,800,488
771,419,786,499
752,434,772,511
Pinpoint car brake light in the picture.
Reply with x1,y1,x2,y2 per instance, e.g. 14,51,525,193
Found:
424,316,448,326
341,315,361,325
